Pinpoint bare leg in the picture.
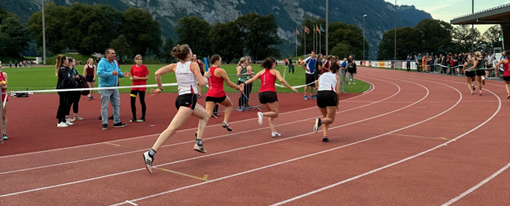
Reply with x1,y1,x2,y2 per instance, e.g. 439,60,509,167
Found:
466,77,473,93
2,103,7,135
505,81,510,94
191,104,210,141
477,76,483,91
266,102,280,133
152,107,194,151
220,96,233,123
321,107,337,138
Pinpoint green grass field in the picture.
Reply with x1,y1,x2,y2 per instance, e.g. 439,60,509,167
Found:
3,64,369,94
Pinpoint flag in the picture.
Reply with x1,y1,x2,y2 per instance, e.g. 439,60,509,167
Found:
304,26,310,34
296,28,300,35
320,25,325,32
316,25,320,32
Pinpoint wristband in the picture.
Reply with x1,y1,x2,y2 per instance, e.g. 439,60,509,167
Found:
158,87,163,91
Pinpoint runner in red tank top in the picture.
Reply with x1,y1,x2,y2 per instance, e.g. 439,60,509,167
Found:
203,54,243,132
0,61,8,140
495,54,510,99
243,57,298,137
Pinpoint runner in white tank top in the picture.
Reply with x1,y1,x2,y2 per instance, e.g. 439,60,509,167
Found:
175,60,198,95
313,63,341,142
142,44,210,174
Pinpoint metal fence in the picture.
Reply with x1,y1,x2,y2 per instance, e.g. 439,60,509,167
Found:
214,74,262,113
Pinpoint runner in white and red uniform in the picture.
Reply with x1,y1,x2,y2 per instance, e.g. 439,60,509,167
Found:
243,57,298,137
313,63,341,142
0,61,8,140
142,44,209,174
203,54,243,132
495,52,510,99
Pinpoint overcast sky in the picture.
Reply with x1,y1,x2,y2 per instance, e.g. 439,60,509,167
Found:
385,0,509,33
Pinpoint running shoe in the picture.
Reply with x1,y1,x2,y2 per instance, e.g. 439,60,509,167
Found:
507,93,510,99
479,91,482,96
272,131,282,138
113,122,127,128
129,119,137,123
194,143,207,153
322,137,329,142
257,112,264,125
313,118,322,133
91,96,95,100
66,117,75,122
238,107,244,112
197,94,202,98
304,95,309,100
102,124,108,130
57,122,68,128
222,122,232,131
137,119,145,123
74,115,83,121
143,151,153,174
472,84,475,91
2,134,8,140
471,91,473,95
311,94,317,99
65,120,74,126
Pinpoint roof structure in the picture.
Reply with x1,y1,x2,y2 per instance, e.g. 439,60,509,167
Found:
451,3,510,25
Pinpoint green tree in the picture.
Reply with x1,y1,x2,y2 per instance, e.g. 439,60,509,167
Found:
377,27,420,60
483,25,502,50
0,7,30,57
330,43,350,60
162,36,175,63
121,7,162,57
209,22,244,63
175,16,211,58
109,35,132,63
27,2,70,54
328,22,368,59
414,19,453,55
235,13,282,60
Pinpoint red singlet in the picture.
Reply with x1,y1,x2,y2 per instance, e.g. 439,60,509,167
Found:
0,72,7,102
259,69,277,93
504,60,510,77
206,67,226,97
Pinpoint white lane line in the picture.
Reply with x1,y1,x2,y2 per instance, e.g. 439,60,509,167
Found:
113,78,468,206
124,200,138,206
270,77,501,206
0,78,375,159
441,162,510,206
0,77,418,198
0,79,384,175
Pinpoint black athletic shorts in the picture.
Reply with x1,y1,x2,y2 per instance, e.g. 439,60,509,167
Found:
175,93,197,110
316,91,338,108
86,76,94,82
305,73,315,86
503,76,510,81
206,95,226,103
476,70,485,77
465,71,476,78
258,91,278,104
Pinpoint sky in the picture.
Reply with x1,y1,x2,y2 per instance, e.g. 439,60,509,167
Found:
385,0,510,33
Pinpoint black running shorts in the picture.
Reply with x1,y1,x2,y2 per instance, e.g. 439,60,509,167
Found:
503,76,510,81
316,91,338,108
175,93,197,110
258,91,278,104
475,70,485,77
465,71,476,78
206,95,226,103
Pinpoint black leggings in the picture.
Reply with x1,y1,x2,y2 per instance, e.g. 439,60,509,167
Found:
131,90,146,120
238,81,253,107
66,91,81,116
57,92,71,122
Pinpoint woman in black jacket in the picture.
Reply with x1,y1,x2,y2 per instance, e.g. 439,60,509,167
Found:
55,55,77,127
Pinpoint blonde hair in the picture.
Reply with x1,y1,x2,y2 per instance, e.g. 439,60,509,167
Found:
134,54,142,60
244,56,251,65
55,55,67,76
238,57,246,66
87,58,94,65
474,51,482,58
467,55,474,64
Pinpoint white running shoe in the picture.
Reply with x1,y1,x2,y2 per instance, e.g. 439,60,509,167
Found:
313,118,322,133
66,117,75,122
74,116,84,121
272,132,282,138
143,151,153,174
57,122,68,127
257,112,264,125
65,121,74,126
194,143,207,153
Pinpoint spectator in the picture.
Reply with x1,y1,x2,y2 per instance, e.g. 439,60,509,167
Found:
66,57,83,122
406,55,411,72
55,55,76,128
97,48,130,130
347,56,357,85
300,51,317,100
288,56,294,74
129,54,149,123
0,61,8,140
341,58,347,83
486,51,495,78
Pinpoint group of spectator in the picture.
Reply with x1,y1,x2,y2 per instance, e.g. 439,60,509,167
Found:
406,50,505,79
7,60,35,68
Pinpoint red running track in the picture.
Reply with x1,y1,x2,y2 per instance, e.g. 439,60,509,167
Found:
0,67,508,205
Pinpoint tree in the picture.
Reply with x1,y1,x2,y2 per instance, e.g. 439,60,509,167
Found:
483,25,502,50
235,13,282,60
162,36,175,63
330,43,350,60
176,16,211,58
121,7,162,57
109,35,132,63
27,2,70,54
378,27,420,60
209,22,244,63
414,19,453,55
328,22,368,59
0,10,30,56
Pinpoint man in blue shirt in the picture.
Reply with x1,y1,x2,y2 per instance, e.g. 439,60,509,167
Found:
97,48,130,130
406,55,411,72
300,51,317,100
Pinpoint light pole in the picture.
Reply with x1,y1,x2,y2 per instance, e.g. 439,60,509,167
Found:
394,0,397,68
42,0,46,65
471,0,474,55
363,14,367,60
326,0,329,56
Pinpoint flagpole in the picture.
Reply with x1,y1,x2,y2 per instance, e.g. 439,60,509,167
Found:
304,28,306,56
313,24,315,53
295,28,298,58
319,28,321,54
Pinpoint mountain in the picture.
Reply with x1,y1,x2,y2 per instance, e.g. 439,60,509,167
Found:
5,0,432,59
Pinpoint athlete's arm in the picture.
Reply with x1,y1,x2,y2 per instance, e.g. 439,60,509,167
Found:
236,66,242,77
243,71,263,85
335,75,340,110
1,72,7,90
219,69,241,90
83,65,87,77
152,64,176,95
246,65,254,76
275,70,298,93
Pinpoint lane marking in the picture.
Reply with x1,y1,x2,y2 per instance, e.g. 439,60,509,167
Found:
0,77,419,198
392,134,452,141
124,200,137,206
155,167,209,181
0,79,375,159
441,162,510,206
104,142,121,147
0,79,385,175
269,72,501,206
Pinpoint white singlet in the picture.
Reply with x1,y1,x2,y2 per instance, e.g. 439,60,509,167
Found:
175,61,198,95
318,72,338,92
